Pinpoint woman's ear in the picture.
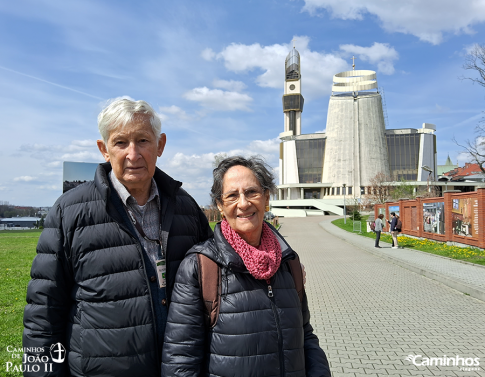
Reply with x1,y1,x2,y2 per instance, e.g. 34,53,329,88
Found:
265,190,270,205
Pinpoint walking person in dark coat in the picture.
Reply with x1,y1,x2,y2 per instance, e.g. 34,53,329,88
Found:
374,214,384,248
162,156,331,377
22,98,212,377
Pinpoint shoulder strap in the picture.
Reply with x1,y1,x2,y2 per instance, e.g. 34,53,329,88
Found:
197,254,222,329
287,255,304,304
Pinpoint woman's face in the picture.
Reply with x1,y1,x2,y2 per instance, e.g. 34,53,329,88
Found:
217,165,269,247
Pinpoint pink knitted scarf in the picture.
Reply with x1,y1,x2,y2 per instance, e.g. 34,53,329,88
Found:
221,219,282,280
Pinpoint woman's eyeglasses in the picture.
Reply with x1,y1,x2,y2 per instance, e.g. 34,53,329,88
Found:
221,187,264,205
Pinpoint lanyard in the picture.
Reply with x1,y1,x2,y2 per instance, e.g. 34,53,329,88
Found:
125,206,165,258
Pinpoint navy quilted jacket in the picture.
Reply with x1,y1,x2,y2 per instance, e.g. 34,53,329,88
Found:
23,162,212,377
162,223,331,377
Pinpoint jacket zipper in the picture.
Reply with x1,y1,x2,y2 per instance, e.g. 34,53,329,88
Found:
266,279,285,376
130,233,161,372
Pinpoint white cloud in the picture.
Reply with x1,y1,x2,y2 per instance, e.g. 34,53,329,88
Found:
159,105,192,122
36,185,60,191
71,139,97,148
212,36,347,98
212,79,247,92
208,36,398,98
166,152,215,171
201,48,216,61
60,151,103,162
183,87,253,111
247,138,280,154
47,161,62,168
339,42,398,74
19,140,103,166
14,176,36,182
301,0,485,44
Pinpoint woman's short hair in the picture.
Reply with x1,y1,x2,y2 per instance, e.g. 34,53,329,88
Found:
378,214,384,219
98,98,162,142
211,156,276,206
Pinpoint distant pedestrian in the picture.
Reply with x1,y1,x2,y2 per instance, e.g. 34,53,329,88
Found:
388,212,399,248
395,214,402,245
374,214,384,248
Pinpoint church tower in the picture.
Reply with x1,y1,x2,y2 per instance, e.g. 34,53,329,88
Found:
281,47,304,137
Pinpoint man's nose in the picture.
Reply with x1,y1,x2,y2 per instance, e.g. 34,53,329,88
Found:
126,142,140,160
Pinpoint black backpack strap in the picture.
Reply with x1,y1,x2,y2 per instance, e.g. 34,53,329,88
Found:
197,254,222,329
287,255,304,304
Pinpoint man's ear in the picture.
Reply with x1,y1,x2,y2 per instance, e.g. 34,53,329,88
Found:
157,133,167,157
97,140,110,162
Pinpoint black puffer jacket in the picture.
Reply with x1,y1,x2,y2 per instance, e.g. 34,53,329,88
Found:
162,223,331,377
23,163,212,377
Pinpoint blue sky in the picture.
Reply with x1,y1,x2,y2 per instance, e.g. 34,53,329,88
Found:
1,0,485,207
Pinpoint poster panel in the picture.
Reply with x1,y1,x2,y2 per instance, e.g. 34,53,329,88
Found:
388,205,400,216
451,198,478,238
63,161,99,193
423,202,445,234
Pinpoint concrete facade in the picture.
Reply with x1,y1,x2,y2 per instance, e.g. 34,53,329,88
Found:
322,91,390,188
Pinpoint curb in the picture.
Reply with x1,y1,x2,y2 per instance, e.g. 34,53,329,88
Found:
319,219,485,303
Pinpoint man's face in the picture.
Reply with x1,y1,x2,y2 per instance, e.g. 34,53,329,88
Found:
97,116,166,194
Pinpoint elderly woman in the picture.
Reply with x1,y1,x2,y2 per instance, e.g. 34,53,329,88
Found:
162,156,331,377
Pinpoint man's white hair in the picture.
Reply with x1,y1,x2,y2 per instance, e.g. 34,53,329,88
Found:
98,98,162,143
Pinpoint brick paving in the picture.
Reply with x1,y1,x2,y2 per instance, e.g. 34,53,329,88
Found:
278,216,485,377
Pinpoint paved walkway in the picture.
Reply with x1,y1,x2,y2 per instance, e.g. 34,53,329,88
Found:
278,216,485,377
319,218,485,303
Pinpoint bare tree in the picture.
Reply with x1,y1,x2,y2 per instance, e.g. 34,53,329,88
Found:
453,135,485,174
365,172,392,204
462,43,485,88
213,153,228,169
456,44,485,173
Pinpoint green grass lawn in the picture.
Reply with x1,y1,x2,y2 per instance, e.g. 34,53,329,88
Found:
332,217,485,266
0,230,40,376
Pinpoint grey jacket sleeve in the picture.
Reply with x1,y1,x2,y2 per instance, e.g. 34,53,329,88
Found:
302,292,332,377
162,254,206,376
22,204,72,376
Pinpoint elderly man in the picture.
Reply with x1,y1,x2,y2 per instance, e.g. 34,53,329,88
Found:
22,99,212,376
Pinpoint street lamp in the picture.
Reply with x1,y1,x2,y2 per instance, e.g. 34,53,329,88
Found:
422,165,433,192
343,183,347,224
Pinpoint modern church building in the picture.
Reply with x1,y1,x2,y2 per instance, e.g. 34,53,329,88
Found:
270,47,437,217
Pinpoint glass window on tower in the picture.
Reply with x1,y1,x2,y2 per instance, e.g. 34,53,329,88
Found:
295,139,325,183
386,133,420,181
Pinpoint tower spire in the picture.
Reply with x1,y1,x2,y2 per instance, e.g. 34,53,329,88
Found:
282,46,304,137
352,56,355,70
